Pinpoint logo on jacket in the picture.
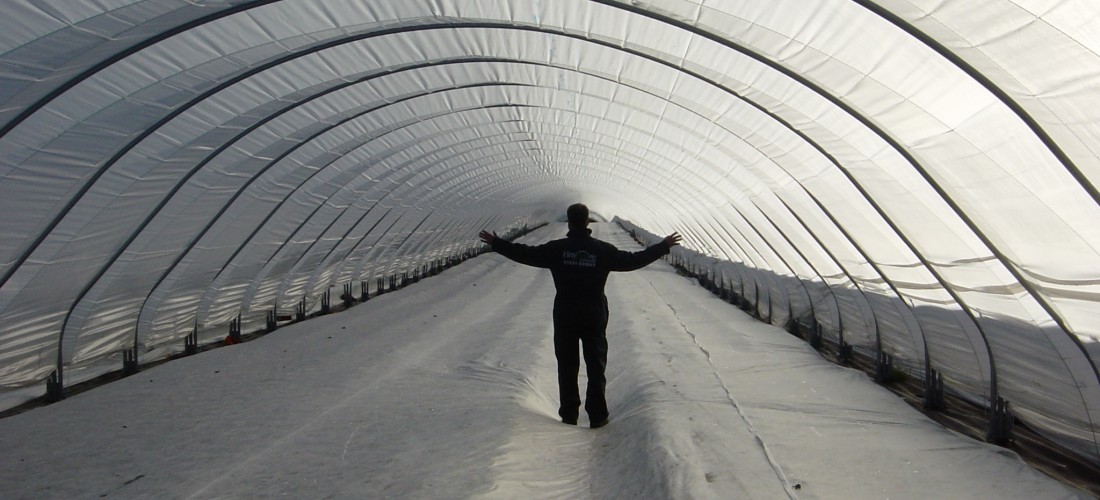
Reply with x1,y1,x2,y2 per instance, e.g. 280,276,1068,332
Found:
562,250,597,268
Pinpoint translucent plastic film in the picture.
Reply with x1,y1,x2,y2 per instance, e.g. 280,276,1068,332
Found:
0,0,1097,463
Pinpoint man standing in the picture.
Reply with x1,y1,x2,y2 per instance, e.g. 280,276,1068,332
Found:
479,204,681,428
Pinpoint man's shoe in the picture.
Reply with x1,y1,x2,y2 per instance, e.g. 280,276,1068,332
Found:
590,417,609,429
562,418,578,425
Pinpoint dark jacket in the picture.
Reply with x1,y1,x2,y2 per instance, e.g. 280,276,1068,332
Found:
491,228,671,318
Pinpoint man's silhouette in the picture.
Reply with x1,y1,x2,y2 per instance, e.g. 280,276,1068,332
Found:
479,204,681,428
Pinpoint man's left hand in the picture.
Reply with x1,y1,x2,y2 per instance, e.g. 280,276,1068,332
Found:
479,230,497,245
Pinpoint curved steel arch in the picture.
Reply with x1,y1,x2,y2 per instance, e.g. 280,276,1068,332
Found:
750,198,880,354
849,0,1099,206
778,192,991,393
732,202,822,328
595,0,1100,400
0,0,283,135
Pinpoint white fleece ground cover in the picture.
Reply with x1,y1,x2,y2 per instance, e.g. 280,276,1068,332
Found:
0,223,1083,499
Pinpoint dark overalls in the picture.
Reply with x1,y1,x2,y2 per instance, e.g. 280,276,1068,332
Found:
491,227,671,424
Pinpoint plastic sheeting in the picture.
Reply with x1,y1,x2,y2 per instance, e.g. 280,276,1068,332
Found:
0,0,1097,464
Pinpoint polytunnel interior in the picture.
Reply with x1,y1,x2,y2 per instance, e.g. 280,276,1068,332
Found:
1,0,1099,474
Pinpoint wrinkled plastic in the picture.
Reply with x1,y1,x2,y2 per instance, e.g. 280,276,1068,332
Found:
0,0,1097,464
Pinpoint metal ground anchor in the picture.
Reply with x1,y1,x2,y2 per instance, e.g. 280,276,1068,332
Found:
123,347,139,375
986,397,1014,444
923,369,944,410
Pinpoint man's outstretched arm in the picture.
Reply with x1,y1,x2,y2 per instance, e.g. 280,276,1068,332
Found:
609,232,682,272
479,230,551,268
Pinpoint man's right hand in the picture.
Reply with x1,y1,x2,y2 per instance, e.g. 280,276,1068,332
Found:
663,232,682,247
479,230,497,245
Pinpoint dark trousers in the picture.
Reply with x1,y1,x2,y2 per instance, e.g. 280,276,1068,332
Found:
553,302,609,423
